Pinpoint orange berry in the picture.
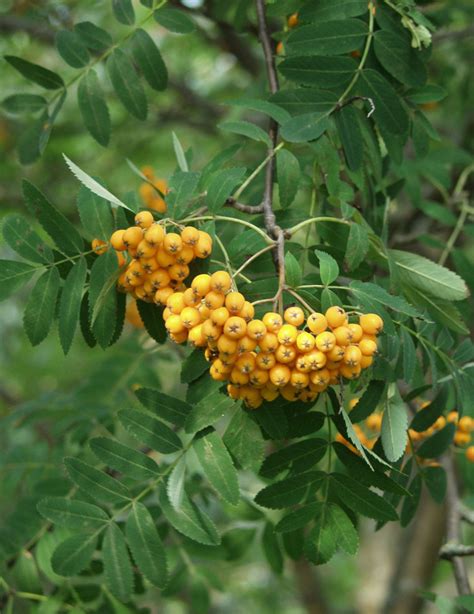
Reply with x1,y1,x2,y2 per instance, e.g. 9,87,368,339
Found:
110,229,127,251
230,369,250,386
454,431,471,446
307,312,328,335
296,355,311,373
170,330,188,344
287,12,298,28
183,287,200,307
276,41,284,55
249,369,269,388
239,301,255,322
261,387,279,402
217,335,238,356
306,350,327,370
236,336,257,354
135,211,154,229
168,264,189,282
366,414,382,431
240,386,263,409
291,371,309,390
165,314,185,335
154,286,174,305
360,313,384,335
348,323,363,342
360,355,373,369
123,226,143,248
144,224,165,246
176,245,195,265
466,446,474,462
210,270,232,293
256,352,276,370
328,345,345,362
202,319,222,344
275,344,297,363
278,324,298,346
227,384,241,400
149,269,171,290
458,416,473,433
136,240,156,259
447,411,459,423
315,331,336,352
204,290,226,310
180,307,201,329
211,307,230,327
284,306,305,326
269,364,291,387
333,326,353,347
181,226,200,246
235,352,256,374
326,306,348,329
296,331,316,353
281,385,298,401
194,231,213,258
192,274,212,297
259,332,279,353
359,338,378,356
262,312,283,333
225,292,245,315
247,319,267,340
163,233,182,255
344,345,362,367
166,292,185,314
339,364,362,380
223,316,247,339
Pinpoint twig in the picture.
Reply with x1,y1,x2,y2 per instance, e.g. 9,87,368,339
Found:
442,453,472,595
440,544,474,560
225,198,263,214
460,504,474,525
255,0,286,312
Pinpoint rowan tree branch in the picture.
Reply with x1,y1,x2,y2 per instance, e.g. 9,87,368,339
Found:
442,453,472,595
225,198,263,214
440,544,474,559
255,0,285,311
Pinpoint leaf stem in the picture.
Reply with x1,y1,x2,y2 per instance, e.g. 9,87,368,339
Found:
181,214,274,244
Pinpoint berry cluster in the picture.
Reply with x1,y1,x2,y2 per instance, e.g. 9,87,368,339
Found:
162,275,382,409
338,403,474,462
107,212,212,304
138,166,168,213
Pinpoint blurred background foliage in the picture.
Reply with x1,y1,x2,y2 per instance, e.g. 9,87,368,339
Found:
0,0,473,612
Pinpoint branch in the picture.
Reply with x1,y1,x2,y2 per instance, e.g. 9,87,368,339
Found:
440,544,474,560
460,504,474,525
225,198,263,214
442,453,472,595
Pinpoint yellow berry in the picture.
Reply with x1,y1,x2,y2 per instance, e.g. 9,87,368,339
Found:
211,307,230,327
235,352,256,374
315,331,336,352
262,312,283,333
166,292,186,314
236,336,257,354
163,233,182,254
466,446,474,462
188,324,205,347
156,249,176,268
192,274,212,297
275,344,296,364
256,352,276,370
111,229,127,251
165,314,185,335
176,246,195,265
204,291,226,310
360,313,384,335
180,307,201,329
210,271,232,293
194,231,213,258
307,312,328,335
225,292,245,315
277,324,298,346
269,364,291,387
287,12,298,28
359,338,378,356
344,345,362,367
333,326,353,347
149,269,171,290
144,223,165,246
259,332,279,353
261,387,279,402
328,345,345,362
284,306,305,326
247,319,267,340
458,416,473,433
454,431,471,446
181,226,200,246
326,306,348,329
223,316,247,340
135,211,154,229
291,371,309,390
296,331,316,353
339,364,362,380
348,323,363,342
360,355,373,369
306,350,327,370
123,226,143,248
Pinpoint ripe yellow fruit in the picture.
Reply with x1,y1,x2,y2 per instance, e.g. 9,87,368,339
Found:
262,312,283,333
458,416,473,433
192,274,212,297
447,410,459,423
275,344,296,364
296,332,316,352
210,270,232,293
315,331,336,352
225,292,245,314
165,314,185,335
333,326,353,347
287,12,298,28
344,345,362,367
136,240,156,259
111,229,127,251
454,431,471,446
194,231,213,258
348,323,363,342
259,332,278,353
188,324,205,347
180,307,201,329
270,364,291,387
306,350,327,370
181,226,200,246
247,319,267,340
217,335,238,355
366,413,382,431
149,269,171,290
223,316,247,339
204,290,226,310
360,355,373,369
239,301,255,322
360,313,384,335
211,307,230,327
235,353,256,374
237,336,257,354
135,211,154,229
328,345,345,362
123,226,143,248
284,306,305,326
278,324,298,346
326,306,348,329
256,352,276,370
163,233,183,254
359,338,378,356
144,224,165,246
307,312,327,334
466,446,474,462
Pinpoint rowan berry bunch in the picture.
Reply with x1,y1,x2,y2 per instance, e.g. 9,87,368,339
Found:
162,271,383,409
95,212,213,304
138,166,168,213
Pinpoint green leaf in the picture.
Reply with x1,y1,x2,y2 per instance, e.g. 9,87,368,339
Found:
280,111,331,143
167,456,187,511
339,406,372,467
171,131,188,171
159,486,221,545
103,523,134,602
1,93,47,115
23,267,60,346
63,155,133,211
255,471,326,510
58,257,87,354
400,326,417,385
284,251,302,288
254,401,289,439
286,19,367,56
77,70,111,147
423,466,447,504
37,497,109,530
403,285,469,335
357,69,409,136
279,56,357,87
22,180,84,255
153,8,196,34
410,387,448,432
2,213,53,263
166,171,200,216
269,88,337,116
304,503,336,565
52,534,97,576
76,184,114,241
219,121,271,146
276,149,300,208
373,30,426,88
135,387,190,427
89,437,160,481
336,105,363,171
227,98,291,124
327,503,359,555
193,429,240,505
55,30,90,68
107,48,147,120
74,21,113,51
88,250,118,348
112,0,135,25
345,223,368,270
405,84,447,105
350,280,421,317
207,167,247,213
314,249,339,285
130,28,167,91
126,502,168,588
119,409,182,454
390,249,469,302
64,457,132,504
400,473,422,527
417,423,456,459
185,392,235,434
261,438,327,479
262,522,283,574
181,348,209,383
347,380,386,423
223,409,265,472
4,55,64,89
276,503,320,533
136,300,167,343
0,260,37,302
299,0,367,21
381,392,408,462
330,473,398,521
